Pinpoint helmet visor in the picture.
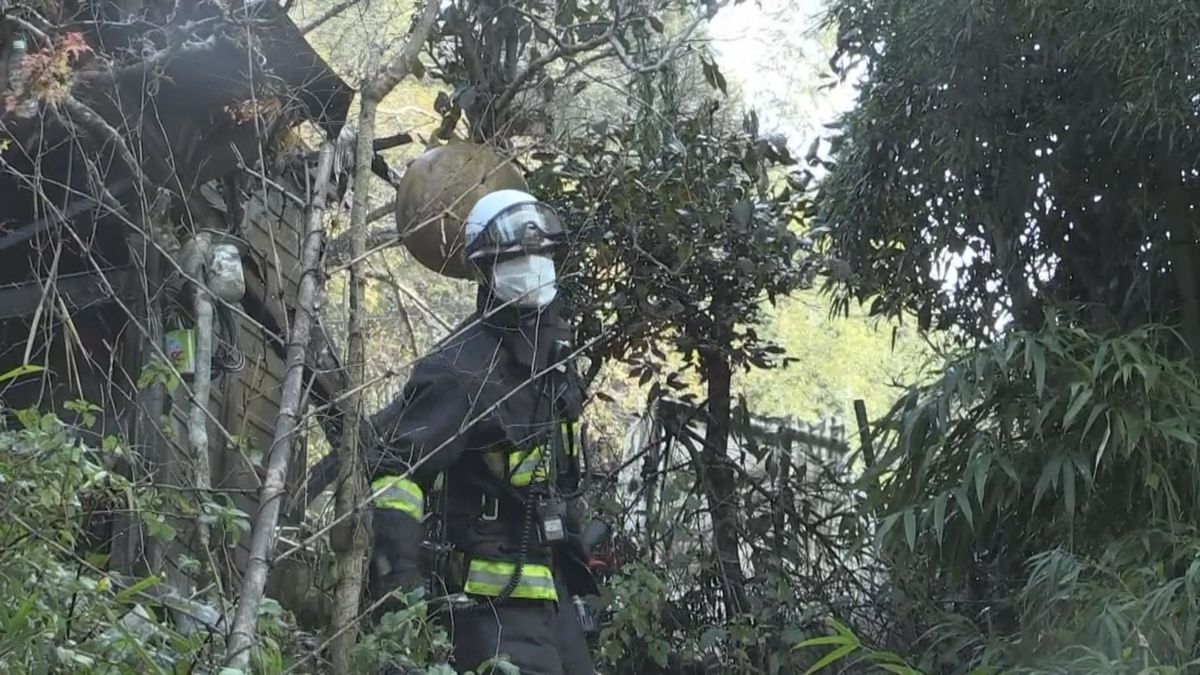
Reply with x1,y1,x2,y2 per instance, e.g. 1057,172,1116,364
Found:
467,202,565,260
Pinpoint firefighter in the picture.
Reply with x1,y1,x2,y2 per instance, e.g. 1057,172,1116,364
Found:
365,188,598,675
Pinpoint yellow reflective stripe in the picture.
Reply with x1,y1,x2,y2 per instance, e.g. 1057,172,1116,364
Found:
370,476,423,519
464,559,557,601
562,421,578,458
507,446,546,487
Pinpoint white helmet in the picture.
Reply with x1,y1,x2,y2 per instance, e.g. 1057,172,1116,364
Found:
463,189,566,264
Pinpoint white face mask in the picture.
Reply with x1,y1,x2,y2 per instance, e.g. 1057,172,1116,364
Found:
491,255,558,308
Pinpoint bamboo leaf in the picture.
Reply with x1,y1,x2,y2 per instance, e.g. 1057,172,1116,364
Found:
877,512,900,546
1063,386,1093,431
803,643,858,674
795,636,851,648
933,493,948,546
877,666,922,675
826,618,854,636
997,456,1021,488
1095,414,1112,474
1159,418,1197,446
1082,403,1107,439
903,508,917,550
1033,455,1063,512
1025,339,1046,397
954,487,974,529
1062,458,1076,524
974,454,990,503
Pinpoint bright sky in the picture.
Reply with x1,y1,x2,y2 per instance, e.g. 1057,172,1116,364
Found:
707,0,858,157
707,2,998,320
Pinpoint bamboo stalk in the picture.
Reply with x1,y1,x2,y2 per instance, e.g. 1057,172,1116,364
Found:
224,142,336,671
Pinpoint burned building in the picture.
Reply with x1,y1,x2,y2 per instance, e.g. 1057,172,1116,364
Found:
0,0,354,612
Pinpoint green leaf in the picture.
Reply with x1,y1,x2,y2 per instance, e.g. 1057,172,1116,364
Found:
699,627,725,650
714,67,728,95
973,454,990,503
876,512,901,546
877,666,922,675
5,595,36,635
1082,403,1107,439
701,59,716,90
1063,385,1093,431
795,635,851,648
954,487,974,529
932,493,948,546
491,661,521,675
1033,455,1064,511
1062,458,1076,523
997,457,1021,487
903,508,917,550
115,575,161,604
803,643,857,674
0,364,44,384
1024,338,1046,397
1159,418,1197,446
1095,414,1113,473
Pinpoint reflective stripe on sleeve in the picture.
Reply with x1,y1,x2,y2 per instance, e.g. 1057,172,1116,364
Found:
370,475,423,519
507,446,547,487
562,421,578,458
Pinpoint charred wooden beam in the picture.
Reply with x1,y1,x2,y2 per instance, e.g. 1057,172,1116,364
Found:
0,267,141,320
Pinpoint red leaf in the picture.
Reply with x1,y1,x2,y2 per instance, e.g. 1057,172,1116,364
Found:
61,32,92,61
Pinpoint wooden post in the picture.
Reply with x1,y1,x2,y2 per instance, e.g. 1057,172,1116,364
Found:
853,399,875,468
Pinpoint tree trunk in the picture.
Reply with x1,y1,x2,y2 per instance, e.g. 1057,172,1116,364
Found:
698,349,747,619
329,48,381,673
224,142,336,671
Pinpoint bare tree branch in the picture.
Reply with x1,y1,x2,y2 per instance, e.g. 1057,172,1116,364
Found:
329,43,381,672
324,224,398,269
59,95,148,192
300,0,364,35
608,4,721,74
492,27,617,118
367,0,441,101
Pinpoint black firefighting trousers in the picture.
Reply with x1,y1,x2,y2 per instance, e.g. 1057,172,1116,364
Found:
369,509,595,675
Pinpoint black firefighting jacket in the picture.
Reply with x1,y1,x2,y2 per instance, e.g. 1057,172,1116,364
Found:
365,289,587,574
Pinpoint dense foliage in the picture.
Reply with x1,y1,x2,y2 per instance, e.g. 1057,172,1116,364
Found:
536,96,809,383
0,410,236,672
866,316,1200,670
817,0,1200,345
22,0,1200,671
806,0,1200,672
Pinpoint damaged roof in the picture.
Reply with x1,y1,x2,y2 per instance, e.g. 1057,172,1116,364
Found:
0,0,353,269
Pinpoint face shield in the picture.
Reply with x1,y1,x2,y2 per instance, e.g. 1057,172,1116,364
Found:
465,202,566,262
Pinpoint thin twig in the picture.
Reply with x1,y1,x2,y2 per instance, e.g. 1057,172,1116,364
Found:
300,0,364,34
